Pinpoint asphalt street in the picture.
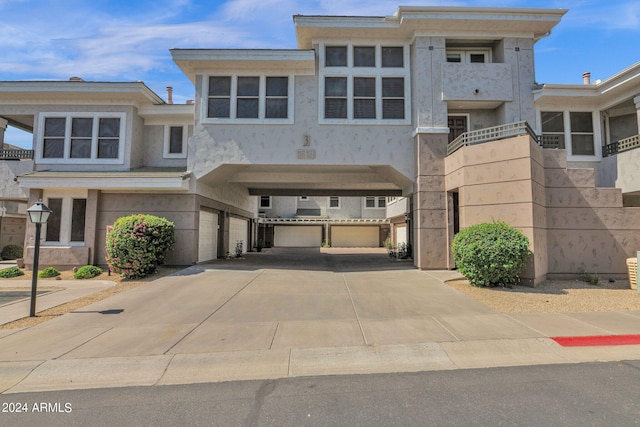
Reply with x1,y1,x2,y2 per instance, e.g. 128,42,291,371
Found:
1,360,639,426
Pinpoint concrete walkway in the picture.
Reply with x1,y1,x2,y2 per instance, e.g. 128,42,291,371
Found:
0,248,638,394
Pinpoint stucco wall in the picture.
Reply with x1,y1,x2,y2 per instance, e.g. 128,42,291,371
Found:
0,216,26,249
613,148,640,194
610,114,638,142
142,124,190,169
0,160,32,199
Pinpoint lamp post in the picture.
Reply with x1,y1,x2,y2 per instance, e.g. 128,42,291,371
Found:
27,200,52,317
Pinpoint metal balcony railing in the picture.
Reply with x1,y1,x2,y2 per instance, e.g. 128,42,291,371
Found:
447,121,539,155
603,134,640,157
0,149,34,160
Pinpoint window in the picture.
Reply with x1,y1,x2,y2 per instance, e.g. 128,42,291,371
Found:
259,196,271,209
446,49,490,63
39,113,124,163
206,76,291,121
299,196,309,201
540,112,565,149
320,43,409,123
365,196,386,208
329,196,340,208
163,125,187,158
570,112,595,155
45,195,87,244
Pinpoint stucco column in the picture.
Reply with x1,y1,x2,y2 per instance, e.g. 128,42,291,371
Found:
0,118,7,151
24,189,43,269
634,96,640,133
413,132,449,270
85,190,100,264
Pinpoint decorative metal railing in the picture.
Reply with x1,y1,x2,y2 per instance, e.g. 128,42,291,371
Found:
537,134,561,149
0,149,34,160
447,121,538,155
603,134,640,157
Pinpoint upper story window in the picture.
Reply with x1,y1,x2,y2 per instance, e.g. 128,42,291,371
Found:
259,196,272,209
164,125,188,158
38,113,125,164
540,111,595,156
328,196,340,208
446,49,491,63
365,196,386,209
205,75,292,123
319,42,410,124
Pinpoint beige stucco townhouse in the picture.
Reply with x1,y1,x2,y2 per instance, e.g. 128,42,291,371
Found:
0,6,639,285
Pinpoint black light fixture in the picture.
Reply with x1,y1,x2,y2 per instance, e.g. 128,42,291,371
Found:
26,200,52,317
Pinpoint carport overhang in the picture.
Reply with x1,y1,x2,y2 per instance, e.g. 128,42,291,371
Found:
197,164,413,196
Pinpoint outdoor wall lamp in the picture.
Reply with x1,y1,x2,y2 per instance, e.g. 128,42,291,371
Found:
26,200,52,317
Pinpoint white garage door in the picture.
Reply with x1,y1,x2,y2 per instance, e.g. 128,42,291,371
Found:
198,210,218,262
274,225,322,247
229,217,249,254
331,226,379,248
395,225,407,247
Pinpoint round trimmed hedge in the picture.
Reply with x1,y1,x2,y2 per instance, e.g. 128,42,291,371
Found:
105,214,175,280
1,244,23,260
451,221,530,287
74,265,103,279
38,267,61,278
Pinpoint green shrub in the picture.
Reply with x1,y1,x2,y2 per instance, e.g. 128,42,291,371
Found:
1,244,23,260
38,267,61,278
452,220,530,287
74,265,103,279
105,214,175,279
0,266,24,278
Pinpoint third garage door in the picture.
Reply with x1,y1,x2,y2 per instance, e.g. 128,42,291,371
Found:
274,225,322,247
331,226,379,247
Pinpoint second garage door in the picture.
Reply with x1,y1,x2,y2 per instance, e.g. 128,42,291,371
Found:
331,226,380,248
229,217,249,254
274,225,322,247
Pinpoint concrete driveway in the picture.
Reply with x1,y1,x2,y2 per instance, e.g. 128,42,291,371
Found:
2,247,639,393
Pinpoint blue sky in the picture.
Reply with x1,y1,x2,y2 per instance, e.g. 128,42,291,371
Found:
2,0,639,147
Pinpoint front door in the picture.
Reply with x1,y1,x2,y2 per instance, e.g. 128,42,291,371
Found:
448,116,468,143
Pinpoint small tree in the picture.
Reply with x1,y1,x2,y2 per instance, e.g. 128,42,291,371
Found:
452,220,530,287
105,214,175,279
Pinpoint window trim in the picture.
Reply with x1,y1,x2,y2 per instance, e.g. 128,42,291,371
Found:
42,190,88,246
538,110,600,159
318,41,411,125
259,195,272,209
37,112,126,164
202,73,294,125
163,125,188,159
364,196,386,209
445,48,492,64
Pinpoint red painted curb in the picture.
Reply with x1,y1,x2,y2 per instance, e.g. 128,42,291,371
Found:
551,335,640,347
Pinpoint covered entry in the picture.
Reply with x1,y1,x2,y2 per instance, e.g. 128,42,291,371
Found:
331,225,380,247
274,225,322,247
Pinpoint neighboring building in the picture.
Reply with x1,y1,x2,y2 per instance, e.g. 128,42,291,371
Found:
257,195,389,248
0,6,639,285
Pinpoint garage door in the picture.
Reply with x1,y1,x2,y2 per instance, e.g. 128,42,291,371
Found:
331,226,379,248
198,210,218,262
229,217,249,255
395,225,407,247
274,225,322,247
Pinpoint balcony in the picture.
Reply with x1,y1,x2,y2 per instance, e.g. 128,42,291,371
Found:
442,63,513,105
0,149,34,160
447,121,541,155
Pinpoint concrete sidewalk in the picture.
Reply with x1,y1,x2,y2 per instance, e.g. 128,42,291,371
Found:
0,249,638,394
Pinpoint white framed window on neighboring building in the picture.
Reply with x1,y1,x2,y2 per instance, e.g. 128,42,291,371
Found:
163,125,188,158
204,75,293,124
364,196,386,209
259,196,272,209
328,196,340,209
43,191,87,245
319,42,410,124
540,111,596,156
37,112,126,164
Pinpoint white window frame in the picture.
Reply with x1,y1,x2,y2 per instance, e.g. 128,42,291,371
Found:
163,125,188,159
299,196,309,201
318,41,411,125
202,74,294,125
364,196,386,209
259,195,272,209
446,48,492,64
42,189,88,246
36,112,126,164
328,196,340,209
537,110,601,160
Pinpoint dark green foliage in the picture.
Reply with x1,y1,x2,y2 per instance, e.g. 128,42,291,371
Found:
452,221,530,287
74,265,103,279
1,244,23,260
105,214,175,279
38,267,61,278
0,266,24,278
